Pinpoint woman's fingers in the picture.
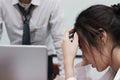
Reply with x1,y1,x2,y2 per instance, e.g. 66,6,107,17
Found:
63,28,75,43
68,28,75,34
68,28,75,39
73,32,78,42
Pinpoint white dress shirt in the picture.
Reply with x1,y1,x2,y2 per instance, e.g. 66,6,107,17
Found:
0,0,65,75
67,62,120,80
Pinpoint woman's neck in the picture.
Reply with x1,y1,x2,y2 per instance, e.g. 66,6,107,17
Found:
111,47,120,72
19,0,31,4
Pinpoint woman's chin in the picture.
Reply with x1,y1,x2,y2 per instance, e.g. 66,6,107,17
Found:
92,64,95,68
96,67,105,72
91,64,107,72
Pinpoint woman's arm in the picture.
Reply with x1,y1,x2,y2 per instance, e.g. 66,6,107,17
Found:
61,29,78,79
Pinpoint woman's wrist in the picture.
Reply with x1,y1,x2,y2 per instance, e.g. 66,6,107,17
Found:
64,58,75,79
64,58,74,69
65,66,75,79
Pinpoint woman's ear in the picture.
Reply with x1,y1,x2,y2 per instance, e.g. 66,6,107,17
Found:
98,28,107,43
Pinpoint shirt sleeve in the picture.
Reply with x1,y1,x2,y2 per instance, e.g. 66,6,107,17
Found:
49,0,66,76
0,2,3,40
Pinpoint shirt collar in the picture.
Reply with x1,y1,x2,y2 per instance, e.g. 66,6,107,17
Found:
114,68,120,80
12,0,41,6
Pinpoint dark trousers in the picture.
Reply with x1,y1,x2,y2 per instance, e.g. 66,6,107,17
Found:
48,55,53,80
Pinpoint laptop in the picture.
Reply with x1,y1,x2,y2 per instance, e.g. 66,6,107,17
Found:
0,45,48,80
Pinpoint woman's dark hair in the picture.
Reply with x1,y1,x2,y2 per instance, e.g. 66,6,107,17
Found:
74,4,120,54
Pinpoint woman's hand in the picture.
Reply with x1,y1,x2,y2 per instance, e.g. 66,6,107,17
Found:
61,29,79,79
62,29,79,61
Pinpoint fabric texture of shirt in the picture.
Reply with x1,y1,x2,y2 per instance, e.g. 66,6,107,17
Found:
67,77,77,80
0,0,65,76
67,62,120,80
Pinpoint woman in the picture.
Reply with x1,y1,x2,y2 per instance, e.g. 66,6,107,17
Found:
62,4,120,80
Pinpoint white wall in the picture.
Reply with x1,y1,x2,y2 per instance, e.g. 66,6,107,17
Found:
63,0,120,28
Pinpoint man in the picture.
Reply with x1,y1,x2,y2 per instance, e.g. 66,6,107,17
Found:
0,0,65,80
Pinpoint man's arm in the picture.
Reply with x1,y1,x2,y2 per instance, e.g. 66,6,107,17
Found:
49,0,66,76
